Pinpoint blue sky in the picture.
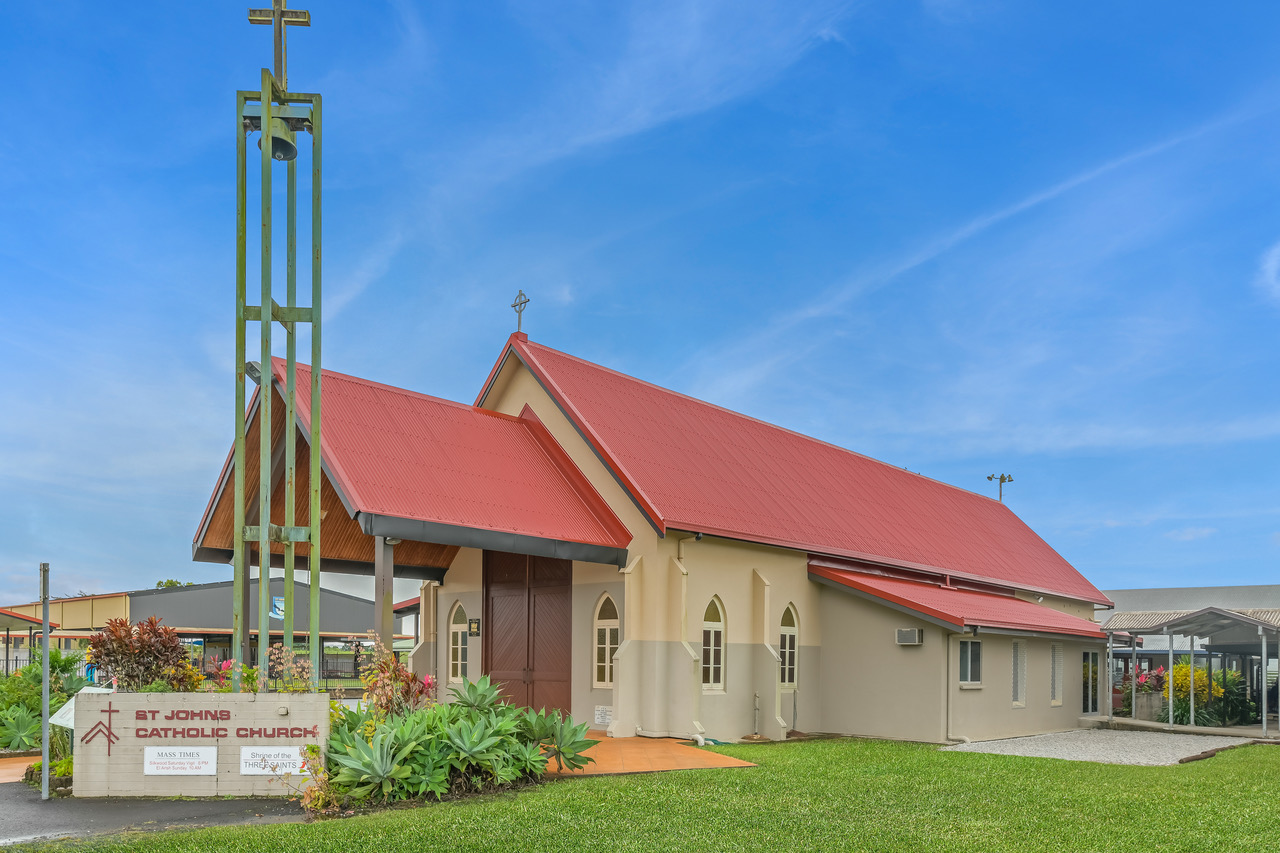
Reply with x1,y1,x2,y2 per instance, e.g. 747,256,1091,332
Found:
1,1,1277,606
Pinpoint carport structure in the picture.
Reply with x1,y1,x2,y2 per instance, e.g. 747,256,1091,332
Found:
1102,607,1280,736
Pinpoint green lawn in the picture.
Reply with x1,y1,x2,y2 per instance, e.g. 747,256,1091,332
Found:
24,738,1280,852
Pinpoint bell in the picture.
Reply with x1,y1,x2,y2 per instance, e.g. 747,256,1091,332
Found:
257,117,298,162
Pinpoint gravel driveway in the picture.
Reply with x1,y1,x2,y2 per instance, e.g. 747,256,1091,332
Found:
940,729,1255,765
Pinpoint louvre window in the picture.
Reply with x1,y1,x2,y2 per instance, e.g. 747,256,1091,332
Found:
1050,643,1063,706
1012,641,1026,707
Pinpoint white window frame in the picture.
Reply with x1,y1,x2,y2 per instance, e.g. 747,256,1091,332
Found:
779,605,798,690
1050,643,1064,706
448,602,469,684
1011,640,1026,708
702,598,725,692
959,639,982,686
593,594,620,689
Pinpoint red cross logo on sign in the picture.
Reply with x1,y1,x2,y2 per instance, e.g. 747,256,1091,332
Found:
80,701,120,756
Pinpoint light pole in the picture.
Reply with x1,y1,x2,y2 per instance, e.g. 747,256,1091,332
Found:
987,473,1013,502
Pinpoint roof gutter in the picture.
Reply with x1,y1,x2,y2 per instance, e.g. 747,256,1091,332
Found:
357,512,628,568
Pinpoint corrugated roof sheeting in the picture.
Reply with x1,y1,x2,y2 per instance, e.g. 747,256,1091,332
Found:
1104,609,1280,632
812,566,1106,638
281,361,630,550
510,337,1108,605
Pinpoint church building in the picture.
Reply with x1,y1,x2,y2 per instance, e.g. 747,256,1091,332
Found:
193,333,1112,744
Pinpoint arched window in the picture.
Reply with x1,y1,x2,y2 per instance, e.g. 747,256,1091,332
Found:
449,602,469,683
593,594,620,688
779,605,798,689
702,598,725,690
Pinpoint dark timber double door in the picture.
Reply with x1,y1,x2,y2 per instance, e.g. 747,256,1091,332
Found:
483,551,573,714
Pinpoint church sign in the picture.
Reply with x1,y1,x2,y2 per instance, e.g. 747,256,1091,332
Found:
74,692,329,797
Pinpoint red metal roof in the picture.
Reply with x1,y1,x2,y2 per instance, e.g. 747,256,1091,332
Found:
483,335,1109,606
276,359,631,551
810,566,1105,639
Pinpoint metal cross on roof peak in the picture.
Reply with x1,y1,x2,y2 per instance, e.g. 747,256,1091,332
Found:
248,0,311,90
511,290,530,333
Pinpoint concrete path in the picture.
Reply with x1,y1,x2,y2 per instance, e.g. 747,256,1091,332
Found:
941,728,1259,766
0,781,304,846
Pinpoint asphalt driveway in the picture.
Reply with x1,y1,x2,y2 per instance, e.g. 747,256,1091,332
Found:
0,780,304,846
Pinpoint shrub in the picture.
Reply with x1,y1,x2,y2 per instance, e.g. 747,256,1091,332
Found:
358,632,434,717
305,676,597,813
267,644,316,693
87,617,185,691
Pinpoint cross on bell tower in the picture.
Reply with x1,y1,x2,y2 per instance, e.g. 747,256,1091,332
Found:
248,0,311,90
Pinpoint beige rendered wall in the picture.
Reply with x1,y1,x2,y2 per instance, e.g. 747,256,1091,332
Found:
818,590,947,743
432,547,484,702
480,361,829,742
946,632,1104,742
1013,591,1097,622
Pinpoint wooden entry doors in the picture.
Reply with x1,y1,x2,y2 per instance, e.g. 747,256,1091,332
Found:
483,551,573,714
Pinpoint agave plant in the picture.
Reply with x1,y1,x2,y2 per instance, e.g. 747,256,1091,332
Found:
509,739,548,777
516,707,559,746
444,715,507,779
448,675,504,713
543,717,598,773
328,729,415,801
0,706,41,750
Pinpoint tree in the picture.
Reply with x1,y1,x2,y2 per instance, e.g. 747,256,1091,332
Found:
155,579,194,589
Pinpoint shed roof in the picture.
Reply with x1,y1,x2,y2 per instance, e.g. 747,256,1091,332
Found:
1102,607,1280,635
481,335,1109,606
810,566,1105,639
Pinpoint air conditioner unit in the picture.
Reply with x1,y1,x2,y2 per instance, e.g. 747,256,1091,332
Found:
896,628,924,646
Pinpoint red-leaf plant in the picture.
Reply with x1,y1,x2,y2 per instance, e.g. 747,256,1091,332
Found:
87,616,186,691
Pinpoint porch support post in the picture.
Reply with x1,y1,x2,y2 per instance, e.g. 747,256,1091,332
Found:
1167,628,1174,731
1261,627,1268,738
1189,635,1196,726
1131,636,1138,719
1107,632,1114,722
373,536,395,649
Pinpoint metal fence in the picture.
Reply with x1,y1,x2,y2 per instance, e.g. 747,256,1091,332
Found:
2,649,410,693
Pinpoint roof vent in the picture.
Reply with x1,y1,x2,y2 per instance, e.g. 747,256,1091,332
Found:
896,628,923,646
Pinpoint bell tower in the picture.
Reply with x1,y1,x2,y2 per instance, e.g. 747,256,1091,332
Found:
232,1,323,690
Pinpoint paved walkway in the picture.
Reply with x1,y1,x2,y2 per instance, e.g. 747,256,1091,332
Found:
941,729,1262,766
0,757,30,785
546,731,754,776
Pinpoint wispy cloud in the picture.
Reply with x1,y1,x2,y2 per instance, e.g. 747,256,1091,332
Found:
1165,526,1218,542
1255,238,1280,304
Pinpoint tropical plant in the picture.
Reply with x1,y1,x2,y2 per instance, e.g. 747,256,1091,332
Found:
86,616,185,691
329,729,414,801
449,674,503,714
162,660,205,692
0,706,42,750
542,715,598,773
358,632,434,716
